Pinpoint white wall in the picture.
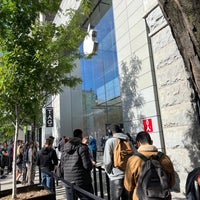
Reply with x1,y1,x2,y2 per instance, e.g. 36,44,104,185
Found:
112,0,163,149
42,0,83,146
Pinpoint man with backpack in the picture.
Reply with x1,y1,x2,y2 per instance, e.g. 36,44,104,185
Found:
103,124,134,200
124,131,175,200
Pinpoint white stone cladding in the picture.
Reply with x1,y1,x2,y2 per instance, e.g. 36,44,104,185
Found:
145,4,198,194
112,0,163,150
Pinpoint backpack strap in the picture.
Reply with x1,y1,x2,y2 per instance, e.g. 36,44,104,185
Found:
135,151,164,161
157,151,164,159
156,151,164,160
134,152,148,162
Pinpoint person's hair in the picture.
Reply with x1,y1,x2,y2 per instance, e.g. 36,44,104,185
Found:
17,145,23,155
45,138,53,146
136,131,152,145
49,136,55,140
73,129,83,138
109,124,122,134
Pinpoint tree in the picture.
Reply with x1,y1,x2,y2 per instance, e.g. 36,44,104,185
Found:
0,0,93,198
158,0,200,99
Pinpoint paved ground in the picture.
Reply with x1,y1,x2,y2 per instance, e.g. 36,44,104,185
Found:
0,167,186,200
0,169,66,200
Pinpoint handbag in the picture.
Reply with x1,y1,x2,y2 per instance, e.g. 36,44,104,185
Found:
54,162,63,178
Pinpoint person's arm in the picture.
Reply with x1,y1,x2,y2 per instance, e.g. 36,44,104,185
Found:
124,157,136,192
2,149,8,156
161,155,176,188
79,144,93,171
52,150,58,166
124,154,143,200
36,151,40,166
103,139,114,174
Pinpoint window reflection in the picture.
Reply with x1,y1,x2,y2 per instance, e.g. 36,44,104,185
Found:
80,6,123,137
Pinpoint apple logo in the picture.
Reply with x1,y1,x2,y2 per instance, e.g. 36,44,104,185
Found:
83,24,98,57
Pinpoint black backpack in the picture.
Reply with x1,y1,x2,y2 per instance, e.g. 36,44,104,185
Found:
135,152,171,200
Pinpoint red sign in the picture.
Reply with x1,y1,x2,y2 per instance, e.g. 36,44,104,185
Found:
143,118,153,132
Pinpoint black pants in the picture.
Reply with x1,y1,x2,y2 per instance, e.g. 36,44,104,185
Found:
91,150,97,162
110,178,129,200
8,157,13,172
65,183,94,200
22,162,27,182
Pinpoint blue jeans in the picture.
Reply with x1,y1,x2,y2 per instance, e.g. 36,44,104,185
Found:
41,172,53,190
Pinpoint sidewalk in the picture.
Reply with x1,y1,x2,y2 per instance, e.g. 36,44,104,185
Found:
0,169,186,200
0,171,40,191
0,170,66,200
171,192,185,200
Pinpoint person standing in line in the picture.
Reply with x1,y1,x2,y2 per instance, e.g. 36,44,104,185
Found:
82,136,96,165
101,136,106,153
58,136,68,160
62,129,94,200
21,142,29,184
1,142,9,175
37,138,58,190
7,140,13,174
124,131,175,200
16,144,23,184
89,134,97,162
27,141,39,185
103,124,131,200
186,167,200,199
49,136,55,147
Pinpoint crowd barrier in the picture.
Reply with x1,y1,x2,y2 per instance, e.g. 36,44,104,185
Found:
40,164,110,200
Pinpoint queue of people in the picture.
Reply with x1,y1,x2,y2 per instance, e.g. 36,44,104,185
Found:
0,139,39,185
1,125,199,200
44,126,175,200
102,125,200,200
35,131,95,199
48,126,176,200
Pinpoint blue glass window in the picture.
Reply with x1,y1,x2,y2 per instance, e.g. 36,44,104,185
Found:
80,6,122,134
80,7,120,104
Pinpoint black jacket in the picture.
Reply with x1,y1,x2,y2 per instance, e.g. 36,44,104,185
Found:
37,147,58,172
62,137,93,186
186,167,200,200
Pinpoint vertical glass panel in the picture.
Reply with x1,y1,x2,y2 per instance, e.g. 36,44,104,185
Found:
80,5,123,141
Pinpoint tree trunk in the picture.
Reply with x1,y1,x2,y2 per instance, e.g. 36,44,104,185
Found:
12,105,20,199
158,0,200,97
28,117,36,185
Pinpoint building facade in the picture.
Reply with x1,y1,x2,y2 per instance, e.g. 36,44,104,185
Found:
42,0,200,194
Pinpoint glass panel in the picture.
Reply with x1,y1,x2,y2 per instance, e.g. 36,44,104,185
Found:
80,5,123,144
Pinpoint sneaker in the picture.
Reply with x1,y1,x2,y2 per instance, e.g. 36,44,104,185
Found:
0,175,6,179
21,180,27,185
16,180,21,184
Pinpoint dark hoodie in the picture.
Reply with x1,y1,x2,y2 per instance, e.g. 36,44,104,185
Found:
37,146,58,172
62,137,93,187
186,167,200,200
